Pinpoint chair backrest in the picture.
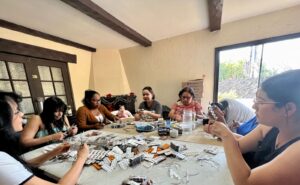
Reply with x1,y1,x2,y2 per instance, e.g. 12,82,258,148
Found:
162,105,171,120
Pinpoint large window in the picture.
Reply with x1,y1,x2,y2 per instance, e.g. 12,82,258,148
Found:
214,33,300,107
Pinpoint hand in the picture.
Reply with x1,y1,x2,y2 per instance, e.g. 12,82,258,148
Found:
95,123,104,130
142,110,150,115
229,120,240,132
175,114,182,122
52,132,65,142
53,143,71,155
209,106,226,123
203,120,232,140
68,125,78,136
114,117,119,122
77,143,89,161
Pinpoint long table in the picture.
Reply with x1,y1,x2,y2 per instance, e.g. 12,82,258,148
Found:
23,126,233,185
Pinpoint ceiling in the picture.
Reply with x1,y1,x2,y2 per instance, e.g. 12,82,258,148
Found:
0,0,300,50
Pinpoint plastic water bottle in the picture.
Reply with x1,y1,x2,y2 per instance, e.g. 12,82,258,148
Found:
182,109,193,134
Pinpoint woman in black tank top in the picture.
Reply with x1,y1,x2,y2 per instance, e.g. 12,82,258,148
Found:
204,69,300,185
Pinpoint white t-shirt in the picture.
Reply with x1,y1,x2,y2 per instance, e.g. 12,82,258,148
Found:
223,99,255,125
0,151,33,185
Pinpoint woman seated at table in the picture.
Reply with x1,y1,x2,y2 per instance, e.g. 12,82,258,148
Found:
204,69,300,185
134,86,162,121
0,91,89,185
76,90,117,131
21,96,78,148
169,87,204,122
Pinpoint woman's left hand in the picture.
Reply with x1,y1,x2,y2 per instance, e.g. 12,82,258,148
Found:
54,143,71,155
68,125,78,136
204,120,232,140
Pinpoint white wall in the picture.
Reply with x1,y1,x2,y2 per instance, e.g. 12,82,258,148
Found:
118,5,300,110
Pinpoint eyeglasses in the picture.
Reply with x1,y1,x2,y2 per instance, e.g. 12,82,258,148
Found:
181,96,192,100
14,108,22,115
253,98,280,105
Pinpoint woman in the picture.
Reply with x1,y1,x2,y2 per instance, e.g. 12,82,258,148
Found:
204,69,300,185
134,86,162,121
0,91,89,185
169,87,203,122
76,90,117,131
21,97,78,148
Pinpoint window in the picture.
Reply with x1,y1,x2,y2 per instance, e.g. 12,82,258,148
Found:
214,33,300,107
0,38,76,115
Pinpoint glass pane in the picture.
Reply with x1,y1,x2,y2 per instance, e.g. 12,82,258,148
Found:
260,38,300,83
41,82,55,96
0,61,9,79
51,67,63,81
19,98,34,114
218,45,262,108
38,66,52,81
58,96,67,104
0,80,12,91
12,81,31,97
54,82,65,95
8,62,26,80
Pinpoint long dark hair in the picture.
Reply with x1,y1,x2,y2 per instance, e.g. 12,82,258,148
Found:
82,90,100,109
261,69,300,110
40,96,67,134
0,91,26,165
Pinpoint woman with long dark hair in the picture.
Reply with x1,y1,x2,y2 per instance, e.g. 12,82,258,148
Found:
204,69,300,185
0,91,89,185
21,96,77,148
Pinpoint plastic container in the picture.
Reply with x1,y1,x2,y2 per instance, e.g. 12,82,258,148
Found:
182,109,193,122
181,122,193,135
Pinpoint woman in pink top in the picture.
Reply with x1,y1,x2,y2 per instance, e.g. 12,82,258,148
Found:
169,87,203,122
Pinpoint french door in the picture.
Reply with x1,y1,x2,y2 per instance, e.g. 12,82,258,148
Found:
0,53,74,115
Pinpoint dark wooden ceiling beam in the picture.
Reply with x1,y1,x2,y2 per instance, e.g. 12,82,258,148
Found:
207,0,223,32
0,19,96,52
60,0,152,47
0,38,77,63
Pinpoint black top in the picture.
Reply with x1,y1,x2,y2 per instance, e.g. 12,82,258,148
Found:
245,127,300,169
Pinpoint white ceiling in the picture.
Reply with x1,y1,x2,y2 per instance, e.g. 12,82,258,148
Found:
0,0,300,50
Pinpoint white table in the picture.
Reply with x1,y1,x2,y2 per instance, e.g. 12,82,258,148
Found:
23,130,234,185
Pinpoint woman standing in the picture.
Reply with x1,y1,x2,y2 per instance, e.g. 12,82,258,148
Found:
0,91,89,185
21,97,77,148
204,69,300,185
76,90,117,131
169,87,203,122
135,86,162,121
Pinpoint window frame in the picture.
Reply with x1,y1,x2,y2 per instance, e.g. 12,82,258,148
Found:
0,38,76,114
213,32,300,102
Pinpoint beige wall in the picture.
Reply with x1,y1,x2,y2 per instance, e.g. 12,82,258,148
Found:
0,27,93,109
91,49,130,95
119,5,300,111
2,5,300,112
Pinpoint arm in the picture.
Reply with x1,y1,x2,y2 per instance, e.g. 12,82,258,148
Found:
142,110,161,120
168,104,181,121
21,115,64,148
64,116,78,136
100,105,117,122
207,122,294,185
224,131,300,185
25,144,89,185
26,143,70,167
